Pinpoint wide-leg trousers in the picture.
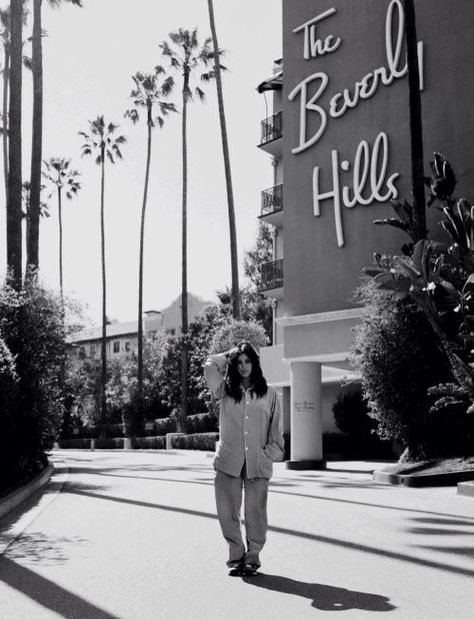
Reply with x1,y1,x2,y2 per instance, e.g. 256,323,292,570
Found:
214,466,269,567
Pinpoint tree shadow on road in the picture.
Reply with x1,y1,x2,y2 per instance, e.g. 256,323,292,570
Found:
242,573,396,612
4,532,88,565
0,557,118,618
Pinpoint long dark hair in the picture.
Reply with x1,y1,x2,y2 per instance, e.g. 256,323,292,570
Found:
225,341,268,402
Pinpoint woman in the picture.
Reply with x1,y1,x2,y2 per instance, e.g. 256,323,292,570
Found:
204,341,285,576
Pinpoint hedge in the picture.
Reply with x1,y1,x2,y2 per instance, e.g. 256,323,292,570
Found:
58,438,92,449
323,432,395,459
169,432,219,451
133,436,167,450
95,438,124,449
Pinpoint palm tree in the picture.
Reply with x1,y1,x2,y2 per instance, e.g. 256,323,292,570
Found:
124,68,175,426
42,157,81,297
0,7,11,206
22,180,49,254
79,116,126,434
403,0,426,241
28,0,82,277
7,0,23,288
1,3,31,212
159,27,216,432
207,0,240,320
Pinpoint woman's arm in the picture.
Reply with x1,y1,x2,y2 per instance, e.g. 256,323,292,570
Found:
263,389,285,462
203,351,230,397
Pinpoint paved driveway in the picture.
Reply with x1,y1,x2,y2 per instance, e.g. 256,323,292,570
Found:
0,449,473,618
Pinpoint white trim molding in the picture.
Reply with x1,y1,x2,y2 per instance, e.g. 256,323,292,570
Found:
276,307,363,328
284,352,351,363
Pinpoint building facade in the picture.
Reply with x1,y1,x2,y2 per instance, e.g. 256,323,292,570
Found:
258,0,474,467
69,293,211,361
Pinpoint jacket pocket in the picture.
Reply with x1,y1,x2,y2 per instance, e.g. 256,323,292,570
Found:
258,449,273,479
213,441,231,469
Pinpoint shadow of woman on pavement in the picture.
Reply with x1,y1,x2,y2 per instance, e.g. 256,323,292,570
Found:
242,573,396,612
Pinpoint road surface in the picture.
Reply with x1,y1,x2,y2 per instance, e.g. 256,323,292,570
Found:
0,449,473,618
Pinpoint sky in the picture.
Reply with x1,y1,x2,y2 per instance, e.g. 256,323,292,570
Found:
0,0,282,325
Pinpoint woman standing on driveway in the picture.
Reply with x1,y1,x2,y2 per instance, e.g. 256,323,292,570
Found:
204,341,285,576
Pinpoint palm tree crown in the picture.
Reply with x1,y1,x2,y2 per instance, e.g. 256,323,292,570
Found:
43,157,80,198
125,68,176,127
159,28,220,102
79,115,126,165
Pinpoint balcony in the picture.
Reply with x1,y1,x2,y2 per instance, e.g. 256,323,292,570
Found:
259,183,283,226
259,258,284,298
258,111,282,157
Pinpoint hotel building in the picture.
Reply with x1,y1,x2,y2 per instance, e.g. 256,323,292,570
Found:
257,0,474,468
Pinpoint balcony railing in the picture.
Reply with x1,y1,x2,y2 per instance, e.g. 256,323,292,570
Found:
260,258,284,291
260,111,282,145
261,183,283,217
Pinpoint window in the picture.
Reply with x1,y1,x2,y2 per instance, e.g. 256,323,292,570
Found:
78,346,86,360
90,344,96,358
124,340,131,352
113,341,120,354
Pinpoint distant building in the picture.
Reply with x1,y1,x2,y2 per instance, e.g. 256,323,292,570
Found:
69,293,212,361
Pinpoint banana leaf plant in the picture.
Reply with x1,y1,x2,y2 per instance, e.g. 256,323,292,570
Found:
373,152,458,256
368,238,474,405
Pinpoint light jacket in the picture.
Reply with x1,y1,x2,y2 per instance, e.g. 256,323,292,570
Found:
204,352,285,479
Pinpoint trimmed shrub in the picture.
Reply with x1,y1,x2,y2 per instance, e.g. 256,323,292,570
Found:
186,412,218,434
169,432,219,451
95,438,124,449
210,319,269,354
150,416,176,436
323,432,395,460
352,280,454,460
58,438,92,449
133,436,166,450
332,388,376,438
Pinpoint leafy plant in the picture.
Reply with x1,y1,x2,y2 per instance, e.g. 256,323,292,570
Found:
352,279,453,460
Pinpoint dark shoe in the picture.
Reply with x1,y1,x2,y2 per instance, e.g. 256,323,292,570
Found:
242,563,259,576
228,560,244,577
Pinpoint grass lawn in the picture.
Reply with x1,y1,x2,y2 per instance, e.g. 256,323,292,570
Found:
382,456,474,476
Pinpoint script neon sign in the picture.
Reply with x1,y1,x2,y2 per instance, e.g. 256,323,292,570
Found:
289,0,425,247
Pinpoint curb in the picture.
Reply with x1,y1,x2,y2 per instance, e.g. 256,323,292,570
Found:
0,464,54,521
457,481,474,497
373,469,474,487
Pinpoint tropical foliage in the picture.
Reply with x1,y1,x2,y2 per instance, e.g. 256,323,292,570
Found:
361,153,474,458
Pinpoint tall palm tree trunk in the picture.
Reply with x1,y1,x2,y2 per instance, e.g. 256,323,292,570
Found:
27,0,42,276
180,77,189,432
207,0,241,319
7,0,22,289
100,153,107,436
403,0,426,241
137,106,153,430
57,184,63,297
3,45,9,205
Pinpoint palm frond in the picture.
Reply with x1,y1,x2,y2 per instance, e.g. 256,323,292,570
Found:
195,86,206,101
